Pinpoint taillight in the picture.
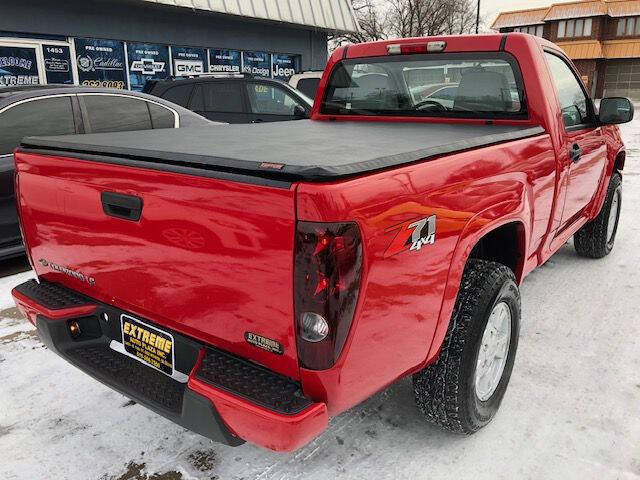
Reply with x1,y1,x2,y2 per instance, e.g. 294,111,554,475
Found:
294,221,362,370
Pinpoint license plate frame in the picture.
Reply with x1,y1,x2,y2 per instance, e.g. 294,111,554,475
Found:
120,314,175,376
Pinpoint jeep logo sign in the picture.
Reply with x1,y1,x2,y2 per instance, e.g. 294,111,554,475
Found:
273,65,296,78
272,53,300,81
174,60,204,76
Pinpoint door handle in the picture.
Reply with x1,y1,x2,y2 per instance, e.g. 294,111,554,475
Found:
569,143,582,163
101,192,143,221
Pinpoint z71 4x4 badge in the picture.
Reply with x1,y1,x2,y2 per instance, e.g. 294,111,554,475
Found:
384,215,436,258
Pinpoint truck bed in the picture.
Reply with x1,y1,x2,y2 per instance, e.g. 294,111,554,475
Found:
21,120,544,183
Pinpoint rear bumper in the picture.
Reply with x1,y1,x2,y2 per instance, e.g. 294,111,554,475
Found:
12,279,328,452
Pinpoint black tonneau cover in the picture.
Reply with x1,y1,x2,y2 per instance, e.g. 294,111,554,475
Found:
21,120,544,182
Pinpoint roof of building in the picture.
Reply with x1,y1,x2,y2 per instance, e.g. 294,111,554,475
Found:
492,0,640,29
491,7,549,29
607,0,640,17
143,0,360,33
556,40,603,58
603,38,640,58
544,1,607,21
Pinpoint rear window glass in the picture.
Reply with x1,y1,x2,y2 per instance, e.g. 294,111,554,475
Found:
322,53,526,119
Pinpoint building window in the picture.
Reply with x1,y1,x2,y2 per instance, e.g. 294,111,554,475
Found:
558,18,592,38
513,25,544,36
617,17,640,36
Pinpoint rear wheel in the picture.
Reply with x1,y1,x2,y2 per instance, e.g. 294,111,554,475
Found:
574,172,622,259
413,259,521,434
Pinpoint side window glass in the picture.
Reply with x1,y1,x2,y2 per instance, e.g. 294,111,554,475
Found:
83,96,152,133
148,103,176,129
161,85,193,107
246,84,301,115
296,78,320,98
189,85,205,111
201,83,244,113
544,52,589,127
0,97,75,155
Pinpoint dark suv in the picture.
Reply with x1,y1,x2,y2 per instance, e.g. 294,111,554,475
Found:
143,74,313,123
0,85,212,260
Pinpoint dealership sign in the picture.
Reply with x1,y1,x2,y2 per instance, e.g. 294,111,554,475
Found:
272,54,300,80
0,46,39,87
74,38,127,89
242,51,271,78
172,46,206,76
43,44,73,85
209,49,241,73
127,42,169,91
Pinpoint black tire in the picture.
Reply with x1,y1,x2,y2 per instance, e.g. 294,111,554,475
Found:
574,172,622,259
413,259,521,434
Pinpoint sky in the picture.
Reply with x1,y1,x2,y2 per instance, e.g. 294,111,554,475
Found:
480,0,577,29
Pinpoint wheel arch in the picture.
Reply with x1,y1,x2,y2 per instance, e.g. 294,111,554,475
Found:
423,212,528,366
614,149,625,173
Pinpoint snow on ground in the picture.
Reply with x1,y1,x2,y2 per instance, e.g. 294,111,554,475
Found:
2,121,640,480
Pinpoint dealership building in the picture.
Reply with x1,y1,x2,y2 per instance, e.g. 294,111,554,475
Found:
493,0,640,100
0,0,358,90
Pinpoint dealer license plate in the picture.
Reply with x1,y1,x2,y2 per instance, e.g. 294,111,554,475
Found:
121,314,174,375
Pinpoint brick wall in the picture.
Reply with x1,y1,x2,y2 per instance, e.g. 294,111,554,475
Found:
573,59,597,95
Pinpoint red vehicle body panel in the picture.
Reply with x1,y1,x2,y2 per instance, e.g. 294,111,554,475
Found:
12,33,626,450
15,153,301,380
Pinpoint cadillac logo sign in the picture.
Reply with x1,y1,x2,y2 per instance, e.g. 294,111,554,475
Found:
77,55,94,72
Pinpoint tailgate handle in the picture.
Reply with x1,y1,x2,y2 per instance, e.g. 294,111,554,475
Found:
101,192,143,221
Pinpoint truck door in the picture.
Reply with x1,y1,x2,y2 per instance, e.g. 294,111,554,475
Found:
544,51,608,226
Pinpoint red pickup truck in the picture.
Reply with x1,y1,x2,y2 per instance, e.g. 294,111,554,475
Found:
11,34,632,452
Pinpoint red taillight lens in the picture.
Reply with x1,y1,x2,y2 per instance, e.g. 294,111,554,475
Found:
294,221,362,370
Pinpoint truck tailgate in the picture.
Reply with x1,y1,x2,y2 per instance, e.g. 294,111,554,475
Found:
14,150,300,380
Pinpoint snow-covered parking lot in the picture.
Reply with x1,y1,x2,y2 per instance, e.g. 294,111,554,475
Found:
2,119,640,480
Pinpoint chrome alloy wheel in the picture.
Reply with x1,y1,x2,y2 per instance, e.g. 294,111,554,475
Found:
475,301,512,402
607,189,621,243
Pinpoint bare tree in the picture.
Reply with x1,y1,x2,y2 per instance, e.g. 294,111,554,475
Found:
330,0,481,51
442,0,477,34
330,0,389,46
386,0,479,37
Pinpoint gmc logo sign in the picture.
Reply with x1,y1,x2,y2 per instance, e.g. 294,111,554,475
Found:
175,60,204,76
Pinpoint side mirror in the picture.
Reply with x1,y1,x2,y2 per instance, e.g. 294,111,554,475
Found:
599,97,634,125
293,104,308,119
